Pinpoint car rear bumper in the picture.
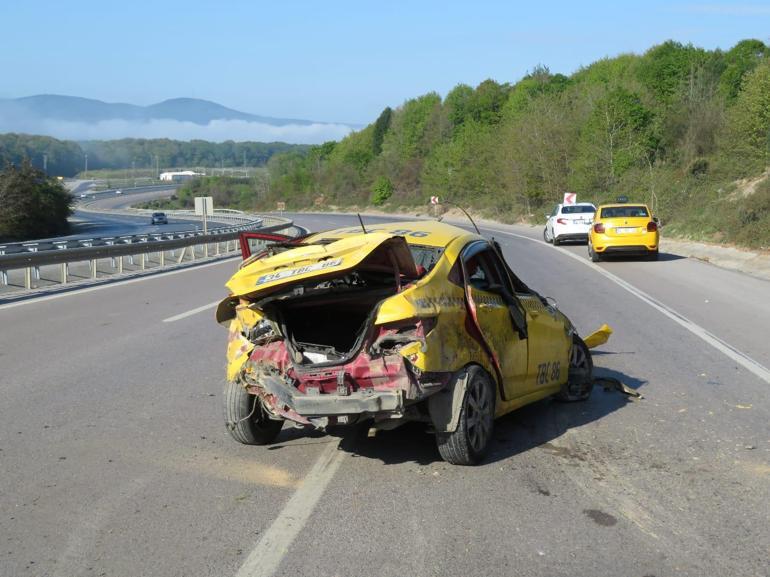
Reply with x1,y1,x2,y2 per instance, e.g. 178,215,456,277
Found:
293,389,403,416
597,245,657,255
592,232,658,254
554,232,589,241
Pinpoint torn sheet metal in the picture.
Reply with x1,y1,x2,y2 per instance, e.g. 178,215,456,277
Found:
595,376,643,399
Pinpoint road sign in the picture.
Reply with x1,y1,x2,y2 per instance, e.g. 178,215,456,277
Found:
194,196,213,216
563,192,576,205
276,201,286,211
194,196,213,235
430,196,440,205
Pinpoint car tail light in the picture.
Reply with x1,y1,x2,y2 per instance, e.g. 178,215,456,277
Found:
647,221,658,232
556,218,567,225
593,223,605,234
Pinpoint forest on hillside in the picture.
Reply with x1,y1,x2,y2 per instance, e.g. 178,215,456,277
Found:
264,40,770,248
0,135,304,177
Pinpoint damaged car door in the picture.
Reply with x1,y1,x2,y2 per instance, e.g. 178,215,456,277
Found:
460,241,528,402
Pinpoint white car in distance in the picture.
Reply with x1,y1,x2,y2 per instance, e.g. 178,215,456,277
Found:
544,202,597,245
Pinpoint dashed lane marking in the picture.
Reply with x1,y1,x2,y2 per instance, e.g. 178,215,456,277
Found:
235,439,347,577
162,300,220,323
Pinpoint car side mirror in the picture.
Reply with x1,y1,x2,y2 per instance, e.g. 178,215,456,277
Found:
545,296,559,309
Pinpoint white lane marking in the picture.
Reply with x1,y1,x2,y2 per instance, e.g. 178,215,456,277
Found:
162,300,220,323
235,440,347,577
0,256,239,312
484,226,770,385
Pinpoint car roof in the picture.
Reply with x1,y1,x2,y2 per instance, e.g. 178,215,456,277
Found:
303,219,479,248
597,203,650,209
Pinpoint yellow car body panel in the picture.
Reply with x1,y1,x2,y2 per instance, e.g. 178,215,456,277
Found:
302,220,469,248
518,295,571,395
584,324,613,349
589,203,659,255
225,231,415,298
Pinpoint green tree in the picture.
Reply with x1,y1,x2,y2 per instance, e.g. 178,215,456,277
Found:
719,39,769,101
636,41,708,104
0,159,73,240
573,87,655,190
467,79,509,124
372,107,393,155
725,59,770,166
444,84,474,129
371,176,394,205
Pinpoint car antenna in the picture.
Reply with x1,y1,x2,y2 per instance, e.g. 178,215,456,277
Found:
357,213,368,234
437,199,480,235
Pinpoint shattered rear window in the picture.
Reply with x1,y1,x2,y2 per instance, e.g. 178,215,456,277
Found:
409,245,444,272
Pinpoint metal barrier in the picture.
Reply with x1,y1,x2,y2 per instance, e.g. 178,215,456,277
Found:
0,216,294,292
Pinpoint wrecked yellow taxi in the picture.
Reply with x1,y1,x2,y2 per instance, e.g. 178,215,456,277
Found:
216,221,610,465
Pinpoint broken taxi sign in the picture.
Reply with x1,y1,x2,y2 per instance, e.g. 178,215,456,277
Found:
255,258,343,285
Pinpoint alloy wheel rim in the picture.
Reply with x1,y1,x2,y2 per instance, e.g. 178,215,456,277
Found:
466,379,493,453
570,341,588,372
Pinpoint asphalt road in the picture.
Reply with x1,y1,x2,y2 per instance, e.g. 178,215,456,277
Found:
67,189,202,242
0,213,767,577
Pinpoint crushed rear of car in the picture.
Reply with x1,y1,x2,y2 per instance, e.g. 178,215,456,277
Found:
217,232,441,435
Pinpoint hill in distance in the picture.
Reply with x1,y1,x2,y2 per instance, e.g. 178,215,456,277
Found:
0,95,354,144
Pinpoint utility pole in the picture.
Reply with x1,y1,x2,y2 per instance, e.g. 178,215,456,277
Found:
155,154,159,180
43,154,47,175
84,153,88,178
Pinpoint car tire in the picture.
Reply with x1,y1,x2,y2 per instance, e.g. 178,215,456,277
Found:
543,227,552,244
555,335,594,402
588,241,601,262
646,250,659,261
436,366,495,466
223,380,283,445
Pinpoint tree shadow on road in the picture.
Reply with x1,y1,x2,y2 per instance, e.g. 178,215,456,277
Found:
344,366,646,466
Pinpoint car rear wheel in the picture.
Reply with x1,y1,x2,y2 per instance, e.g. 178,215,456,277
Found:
436,366,495,466
588,241,601,262
543,227,553,244
646,250,659,261
223,381,283,445
555,335,594,402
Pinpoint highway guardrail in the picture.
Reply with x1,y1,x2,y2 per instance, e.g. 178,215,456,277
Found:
0,215,295,291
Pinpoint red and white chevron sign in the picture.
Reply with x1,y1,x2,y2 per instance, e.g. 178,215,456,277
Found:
563,192,577,205
430,196,440,205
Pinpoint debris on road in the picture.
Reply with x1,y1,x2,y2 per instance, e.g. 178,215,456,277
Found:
595,376,643,399
583,324,613,349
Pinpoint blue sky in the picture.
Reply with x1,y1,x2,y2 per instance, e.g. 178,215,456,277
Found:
2,1,769,125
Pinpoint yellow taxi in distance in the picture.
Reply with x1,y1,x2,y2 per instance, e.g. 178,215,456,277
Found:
588,203,659,262
217,220,612,465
